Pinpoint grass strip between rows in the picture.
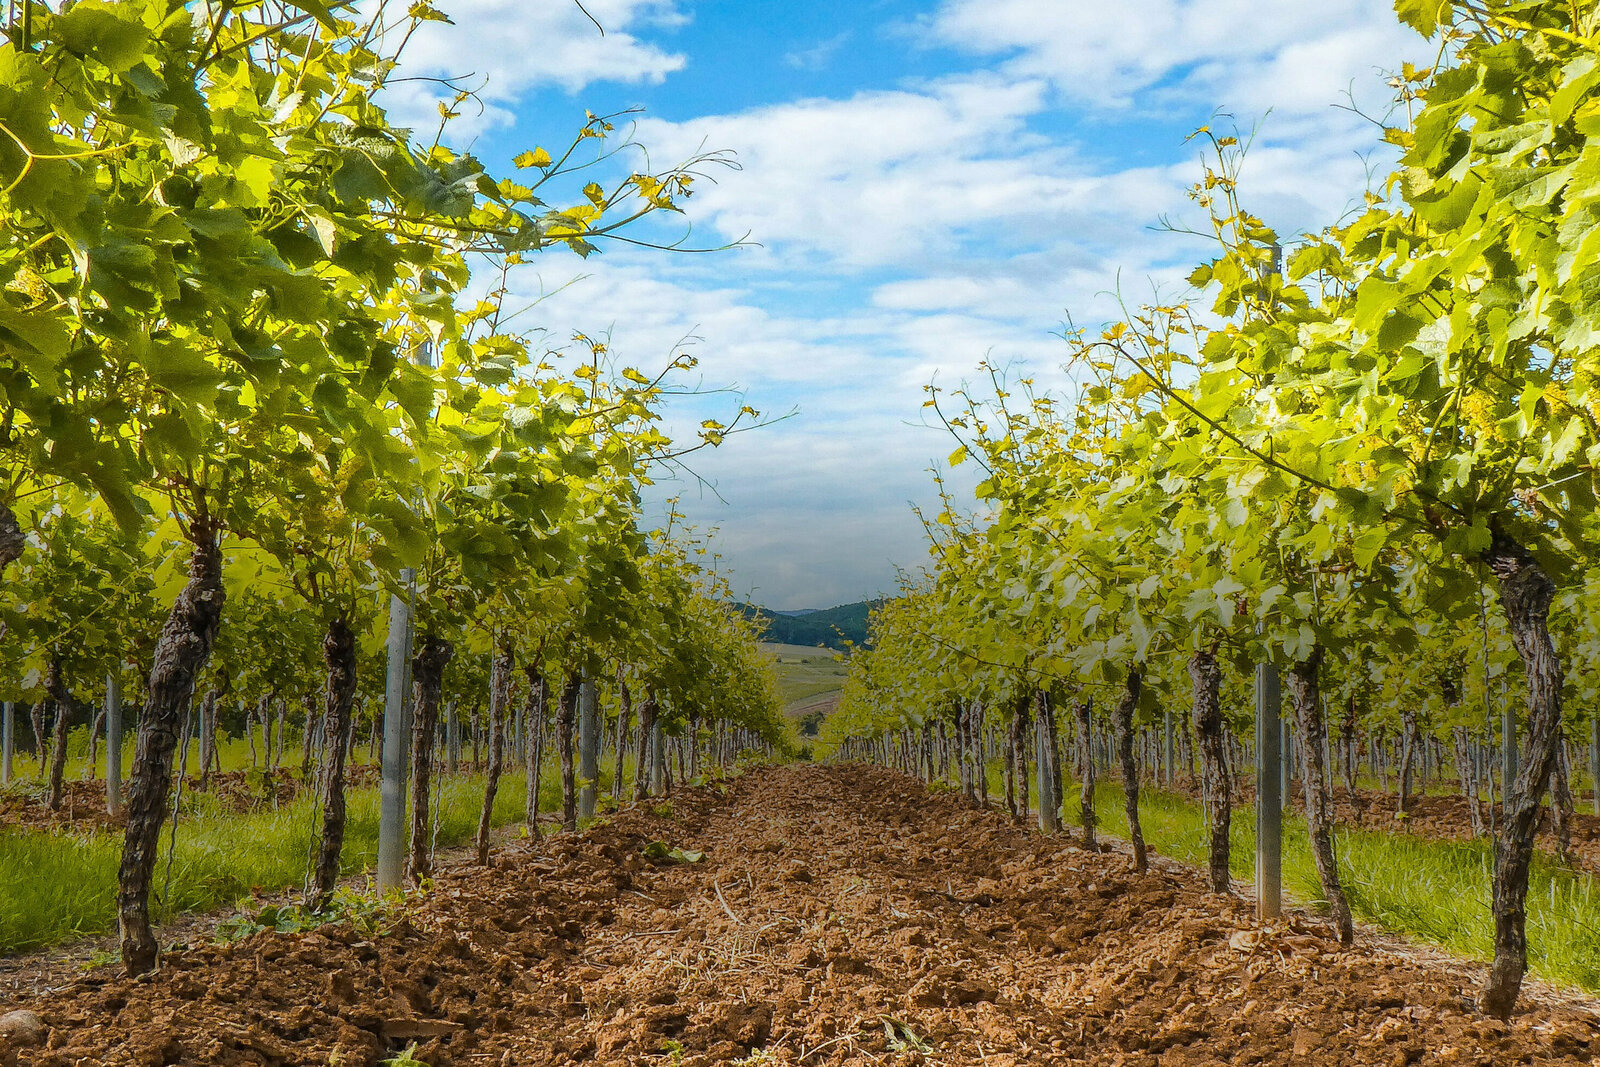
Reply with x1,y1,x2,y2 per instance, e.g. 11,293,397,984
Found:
0,771,538,954
1076,779,1600,993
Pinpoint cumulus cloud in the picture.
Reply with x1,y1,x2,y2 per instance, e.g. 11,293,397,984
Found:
920,0,1428,227
495,255,1024,606
629,75,1088,268
923,0,1420,116
377,0,688,135
409,0,1434,606
640,417,959,608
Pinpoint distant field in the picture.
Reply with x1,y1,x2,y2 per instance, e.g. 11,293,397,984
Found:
761,641,842,658
784,690,841,719
762,642,849,709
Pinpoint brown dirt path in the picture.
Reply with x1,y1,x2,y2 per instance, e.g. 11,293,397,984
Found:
7,764,1598,1066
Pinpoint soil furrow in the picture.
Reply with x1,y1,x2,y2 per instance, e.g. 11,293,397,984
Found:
4,764,1597,1066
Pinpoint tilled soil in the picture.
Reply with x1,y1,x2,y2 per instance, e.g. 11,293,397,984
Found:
6,764,1599,1066
0,766,385,835
0,779,126,834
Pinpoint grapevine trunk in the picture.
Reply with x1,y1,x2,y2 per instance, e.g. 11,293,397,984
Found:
557,673,580,832
406,635,453,884
1189,645,1231,894
1113,667,1146,872
524,666,545,829
1284,645,1354,945
310,613,358,910
44,657,72,812
475,644,512,865
1481,532,1565,1020
117,521,224,976
1075,696,1096,848
614,672,631,803
1034,688,1059,833
633,695,656,801
1011,694,1030,823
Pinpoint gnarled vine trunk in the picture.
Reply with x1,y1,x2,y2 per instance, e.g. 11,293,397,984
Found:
633,694,656,801
474,643,513,865
117,523,225,976
1034,688,1059,833
198,687,220,790
1189,644,1231,894
1113,667,1146,872
650,715,667,796
1283,645,1353,945
406,635,453,884
1551,740,1575,866
299,691,320,779
557,672,581,832
1397,706,1420,817
29,702,45,773
1074,696,1096,848
1011,693,1030,824
85,707,104,781
1002,716,1016,818
310,613,358,910
613,670,631,803
955,699,974,802
273,700,286,769
1481,532,1564,1019
1045,692,1064,820
44,697,67,806
523,666,546,830
45,657,78,811
1454,726,1485,838
969,701,988,809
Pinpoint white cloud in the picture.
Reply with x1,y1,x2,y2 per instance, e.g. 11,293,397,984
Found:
631,75,1095,268
430,0,1433,607
641,420,958,608
920,0,1425,226
924,0,1419,115
508,260,880,389
378,0,688,135
495,255,1023,607
784,31,853,71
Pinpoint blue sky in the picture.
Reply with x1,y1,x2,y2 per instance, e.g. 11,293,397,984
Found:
383,0,1426,609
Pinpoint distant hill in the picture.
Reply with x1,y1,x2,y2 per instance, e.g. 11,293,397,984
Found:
741,601,874,650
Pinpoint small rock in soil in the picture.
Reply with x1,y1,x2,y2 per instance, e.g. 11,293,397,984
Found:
0,1013,45,1048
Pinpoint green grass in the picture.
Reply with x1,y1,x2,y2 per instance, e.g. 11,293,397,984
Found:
0,768,551,954
762,642,848,708
0,733,703,957
1051,775,1600,992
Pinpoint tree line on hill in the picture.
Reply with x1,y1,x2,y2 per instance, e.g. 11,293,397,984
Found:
740,602,874,650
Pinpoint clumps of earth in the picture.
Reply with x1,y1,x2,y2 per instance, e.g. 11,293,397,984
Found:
5,764,1597,1066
